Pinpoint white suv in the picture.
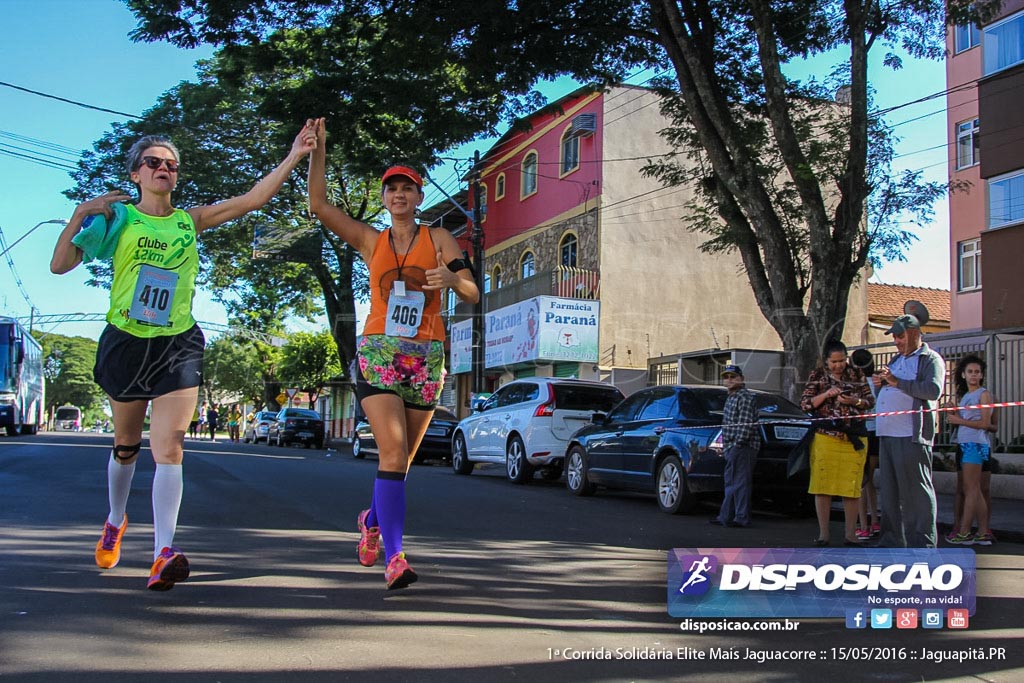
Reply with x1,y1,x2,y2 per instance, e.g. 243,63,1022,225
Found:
451,378,624,484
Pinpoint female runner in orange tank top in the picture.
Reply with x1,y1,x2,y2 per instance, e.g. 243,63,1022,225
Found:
307,118,479,590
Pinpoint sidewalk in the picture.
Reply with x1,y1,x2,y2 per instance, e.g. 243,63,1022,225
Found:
837,471,1024,544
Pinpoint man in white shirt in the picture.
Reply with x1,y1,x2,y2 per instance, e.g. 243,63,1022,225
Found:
873,314,945,547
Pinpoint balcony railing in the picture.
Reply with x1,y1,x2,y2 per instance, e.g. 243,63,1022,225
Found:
444,266,600,320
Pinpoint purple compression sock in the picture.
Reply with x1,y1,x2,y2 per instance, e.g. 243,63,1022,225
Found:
373,472,406,561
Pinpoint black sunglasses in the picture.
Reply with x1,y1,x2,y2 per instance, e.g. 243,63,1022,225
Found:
139,156,180,173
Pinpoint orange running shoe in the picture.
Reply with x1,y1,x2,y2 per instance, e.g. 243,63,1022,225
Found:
147,547,190,591
95,515,127,569
385,552,418,590
357,509,382,567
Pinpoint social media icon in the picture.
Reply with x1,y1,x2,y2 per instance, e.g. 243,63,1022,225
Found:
846,610,867,629
896,609,918,629
870,609,892,629
922,609,943,629
948,609,969,629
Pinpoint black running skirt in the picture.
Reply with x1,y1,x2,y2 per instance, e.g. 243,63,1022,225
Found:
94,323,205,401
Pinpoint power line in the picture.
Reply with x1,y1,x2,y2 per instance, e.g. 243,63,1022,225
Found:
0,80,143,119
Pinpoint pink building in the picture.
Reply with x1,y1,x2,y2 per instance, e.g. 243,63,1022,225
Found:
947,0,1024,331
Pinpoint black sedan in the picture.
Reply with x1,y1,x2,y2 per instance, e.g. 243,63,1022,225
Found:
353,407,460,464
267,408,325,449
564,384,811,514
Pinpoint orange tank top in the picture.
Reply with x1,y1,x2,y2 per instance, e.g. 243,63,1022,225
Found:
363,225,446,341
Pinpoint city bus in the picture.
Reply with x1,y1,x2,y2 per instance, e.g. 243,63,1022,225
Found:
0,316,45,436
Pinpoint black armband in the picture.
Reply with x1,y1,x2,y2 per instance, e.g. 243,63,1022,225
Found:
446,257,471,273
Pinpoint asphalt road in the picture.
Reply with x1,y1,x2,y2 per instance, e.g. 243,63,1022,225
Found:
2,433,1022,682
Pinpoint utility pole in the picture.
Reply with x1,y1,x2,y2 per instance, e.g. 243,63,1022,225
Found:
471,150,486,395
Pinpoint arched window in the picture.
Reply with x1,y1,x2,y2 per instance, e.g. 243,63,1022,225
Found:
495,173,506,200
521,152,538,197
483,272,492,293
559,233,578,268
561,132,580,175
520,251,536,279
492,265,503,290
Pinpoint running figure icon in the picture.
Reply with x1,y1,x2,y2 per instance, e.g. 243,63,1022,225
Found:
679,556,712,594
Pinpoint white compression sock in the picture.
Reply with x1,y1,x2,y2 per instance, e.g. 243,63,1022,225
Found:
107,454,136,527
152,463,183,559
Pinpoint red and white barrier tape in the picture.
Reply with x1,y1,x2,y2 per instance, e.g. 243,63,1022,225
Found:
665,400,1024,432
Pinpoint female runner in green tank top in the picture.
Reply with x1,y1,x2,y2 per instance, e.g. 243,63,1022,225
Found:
50,123,316,590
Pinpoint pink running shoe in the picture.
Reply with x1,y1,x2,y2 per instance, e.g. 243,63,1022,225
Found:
147,547,190,591
855,528,872,540
385,552,418,590
357,509,382,567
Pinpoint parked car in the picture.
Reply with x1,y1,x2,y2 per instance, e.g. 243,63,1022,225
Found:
564,384,811,514
451,378,626,483
353,407,461,464
53,405,82,432
243,410,278,444
268,408,325,449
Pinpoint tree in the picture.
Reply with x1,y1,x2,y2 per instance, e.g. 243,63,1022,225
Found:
202,334,272,407
277,331,342,407
125,0,994,395
34,331,104,419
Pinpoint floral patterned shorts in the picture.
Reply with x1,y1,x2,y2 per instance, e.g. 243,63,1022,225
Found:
356,335,446,409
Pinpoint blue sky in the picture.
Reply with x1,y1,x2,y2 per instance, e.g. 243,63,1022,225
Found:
1,0,952,341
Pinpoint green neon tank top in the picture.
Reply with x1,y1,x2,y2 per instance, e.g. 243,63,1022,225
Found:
107,204,199,338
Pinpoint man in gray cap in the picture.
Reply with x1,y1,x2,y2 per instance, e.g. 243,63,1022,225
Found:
872,313,945,547
711,364,761,528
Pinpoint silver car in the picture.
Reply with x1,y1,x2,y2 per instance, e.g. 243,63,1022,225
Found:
243,410,277,444
452,378,624,484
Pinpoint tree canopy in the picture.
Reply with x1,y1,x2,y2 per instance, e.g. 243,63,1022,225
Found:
122,0,999,392
35,331,105,419
277,330,342,407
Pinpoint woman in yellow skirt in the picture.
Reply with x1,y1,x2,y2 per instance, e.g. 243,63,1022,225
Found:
800,340,874,546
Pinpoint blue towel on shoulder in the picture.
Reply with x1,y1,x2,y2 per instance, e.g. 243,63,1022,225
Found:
71,202,129,262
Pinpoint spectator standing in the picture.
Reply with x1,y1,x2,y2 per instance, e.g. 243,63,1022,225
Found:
206,405,219,442
851,348,881,540
872,309,945,548
945,354,995,546
800,340,873,546
188,404,200,439
710,364,761,528
227,406,242,442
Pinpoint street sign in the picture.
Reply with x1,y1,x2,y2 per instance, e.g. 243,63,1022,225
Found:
275,392,287,406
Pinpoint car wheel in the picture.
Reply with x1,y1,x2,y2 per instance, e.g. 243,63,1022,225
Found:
243,435,251,444
566,445,595,496
352,437,364,459
656,454,695,514
277,433,286,448
451,433,473,475
505,435,533,484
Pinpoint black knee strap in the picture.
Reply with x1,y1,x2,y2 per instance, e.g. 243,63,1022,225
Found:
113,442,142,461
